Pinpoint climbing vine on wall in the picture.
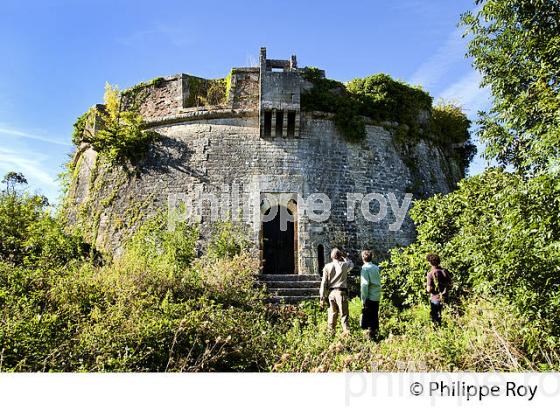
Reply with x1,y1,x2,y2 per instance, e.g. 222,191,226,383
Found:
185,75,230,107
301,68,475,174
121,77,166,112
72,109,96,146
431,103,477,174
72,83,159,163
301,69,436,142
300,67,366,141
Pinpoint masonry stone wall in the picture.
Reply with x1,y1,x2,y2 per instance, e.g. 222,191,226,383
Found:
122,70,261,123
66,110,462,275
126,76,184,120
230,68,259,110
66,49,467,276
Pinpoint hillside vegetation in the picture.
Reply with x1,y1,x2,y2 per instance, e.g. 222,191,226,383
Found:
1,169,559,371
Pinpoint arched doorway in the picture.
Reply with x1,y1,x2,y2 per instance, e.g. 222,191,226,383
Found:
261,201,297,275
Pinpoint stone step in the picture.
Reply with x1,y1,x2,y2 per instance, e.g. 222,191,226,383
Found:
267,295,320,304
259,274,321,282
259,274,322,304
263,280,320,289
267,287,319,297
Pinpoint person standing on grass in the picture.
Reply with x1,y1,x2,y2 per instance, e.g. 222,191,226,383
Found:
360,250,381,340
319,248,354,335
426,253,452,326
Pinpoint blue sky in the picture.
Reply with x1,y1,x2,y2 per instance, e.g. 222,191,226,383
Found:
0,0,491,203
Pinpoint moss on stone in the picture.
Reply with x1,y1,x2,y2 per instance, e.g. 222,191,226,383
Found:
301,69,474,174
224,70,233,103
185,75,228,107
300,67,366,142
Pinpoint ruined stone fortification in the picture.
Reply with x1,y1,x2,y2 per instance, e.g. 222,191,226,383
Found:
66,48,467,300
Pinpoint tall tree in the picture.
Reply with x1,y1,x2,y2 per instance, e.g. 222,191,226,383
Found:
461,0,560,174
2,171,27,195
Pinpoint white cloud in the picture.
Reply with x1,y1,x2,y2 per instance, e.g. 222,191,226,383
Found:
406,5,493,178
0,93,13,117
409,27,466,89
408,3,483,90
0,126,71,146
436,70,492,117
0,146,58,188
118,23,196,48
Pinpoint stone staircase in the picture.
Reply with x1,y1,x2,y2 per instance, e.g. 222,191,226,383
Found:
259,274,322,304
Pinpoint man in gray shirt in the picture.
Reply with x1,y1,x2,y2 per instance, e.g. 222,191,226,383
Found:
320,248,354,334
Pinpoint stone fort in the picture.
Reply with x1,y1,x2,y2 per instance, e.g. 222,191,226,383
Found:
67,48,468,301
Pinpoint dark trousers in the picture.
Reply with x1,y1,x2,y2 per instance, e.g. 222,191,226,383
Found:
361,299,379,337
430,300,443,326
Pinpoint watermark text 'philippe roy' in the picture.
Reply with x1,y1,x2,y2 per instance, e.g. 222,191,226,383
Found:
168,185,413,232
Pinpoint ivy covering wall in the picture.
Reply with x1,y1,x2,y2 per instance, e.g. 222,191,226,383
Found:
184,74,231,108
72,83,158,163
300,68,476,174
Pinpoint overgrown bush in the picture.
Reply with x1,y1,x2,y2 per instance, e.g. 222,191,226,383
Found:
0,257,276,371
431,103,477,173
125,211,199,272
0,203,287,372
301,69,474,164
0,191,87,267
381,168,560,355
347,73,432,129
72,83,158,162
431,103,471,144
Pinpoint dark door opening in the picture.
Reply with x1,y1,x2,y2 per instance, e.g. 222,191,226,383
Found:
262,206,295,275
287,111,296,137
317,244,325,274
275,111,284,137
263,111,272,137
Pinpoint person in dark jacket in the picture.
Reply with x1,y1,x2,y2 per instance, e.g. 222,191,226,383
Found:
425,253,452,326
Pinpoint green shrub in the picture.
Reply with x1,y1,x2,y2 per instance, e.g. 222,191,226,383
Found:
301,67,366,142
347,73,432,128
431,103,471,144
0,191,86,267
206,221,253,260
382,168,560,350
0,211,285,372
124,211,199,272
72,83,159,162
431,103,477,174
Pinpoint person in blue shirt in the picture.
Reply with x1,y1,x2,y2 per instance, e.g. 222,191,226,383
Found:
360,250,381,340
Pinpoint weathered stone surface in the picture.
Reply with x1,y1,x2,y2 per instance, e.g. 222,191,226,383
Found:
65,48,466,282
66,112,462,272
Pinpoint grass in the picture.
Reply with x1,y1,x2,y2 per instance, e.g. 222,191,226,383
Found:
2,193,558,372
271,297,559,372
